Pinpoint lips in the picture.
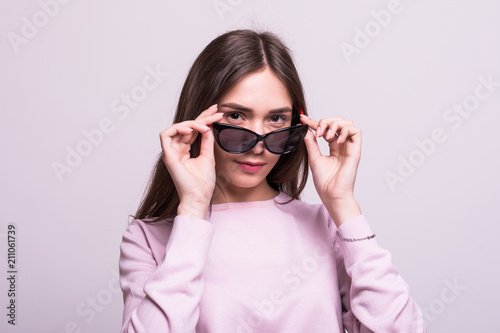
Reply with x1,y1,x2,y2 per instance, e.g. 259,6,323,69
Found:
235,161,266,173
238,161,265,166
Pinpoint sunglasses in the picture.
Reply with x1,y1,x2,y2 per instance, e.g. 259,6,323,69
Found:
212,122,309,154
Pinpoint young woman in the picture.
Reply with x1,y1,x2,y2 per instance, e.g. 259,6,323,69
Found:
119,30,426,332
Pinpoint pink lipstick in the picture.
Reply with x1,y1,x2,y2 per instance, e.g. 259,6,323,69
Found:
235,161,265,173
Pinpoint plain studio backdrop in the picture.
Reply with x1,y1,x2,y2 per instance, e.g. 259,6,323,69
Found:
1,1,499,332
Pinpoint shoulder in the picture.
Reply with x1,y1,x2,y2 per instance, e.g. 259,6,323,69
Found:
120,217,174,265
122,217,174,242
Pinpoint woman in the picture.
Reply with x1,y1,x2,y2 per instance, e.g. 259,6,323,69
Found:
119,29,426,332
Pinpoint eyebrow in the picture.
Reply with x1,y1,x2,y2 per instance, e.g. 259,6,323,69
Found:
219,103,292,114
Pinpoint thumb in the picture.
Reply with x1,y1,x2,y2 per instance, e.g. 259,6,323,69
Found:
303,129,322,163
199,125,215,159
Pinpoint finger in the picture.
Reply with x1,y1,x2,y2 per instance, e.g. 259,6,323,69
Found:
337,126,362,145
301,116,327,138
162,121,209,138
300,114,318,129
160,128,186,158
178,122,211,145
325,127,339,142
300,115,344,138
159,125,200,159
325,123,342,142
194,107,224,129
323,120,354,142
303,128,323,163
316,118,338,138
318,118,351,139
174,127,194,135
199,125,215,159
161,124,191,138
160,131,174,166
204,111,224,125
177,111,223,147
195,104,219,122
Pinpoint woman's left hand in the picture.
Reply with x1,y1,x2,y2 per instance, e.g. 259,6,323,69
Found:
300,114,362,225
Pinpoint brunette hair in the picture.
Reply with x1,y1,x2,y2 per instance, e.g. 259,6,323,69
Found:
134,29,309,222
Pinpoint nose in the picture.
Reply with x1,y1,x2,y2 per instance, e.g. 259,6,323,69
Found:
251,140,266,154
248,124,266,154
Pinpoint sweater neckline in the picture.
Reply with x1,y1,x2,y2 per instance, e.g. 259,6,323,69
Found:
209,192,290,211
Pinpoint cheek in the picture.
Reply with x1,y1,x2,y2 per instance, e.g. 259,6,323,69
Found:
214,145,237,174
266,153,281,169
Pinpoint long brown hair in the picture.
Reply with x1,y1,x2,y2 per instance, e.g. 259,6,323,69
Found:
134,29,309,222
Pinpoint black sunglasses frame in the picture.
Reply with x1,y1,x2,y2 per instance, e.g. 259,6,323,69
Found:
212,122,309,155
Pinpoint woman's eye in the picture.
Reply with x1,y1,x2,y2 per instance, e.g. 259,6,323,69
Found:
270,115,286,123
225,112,242,120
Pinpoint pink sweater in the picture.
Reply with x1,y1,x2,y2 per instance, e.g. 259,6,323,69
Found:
119,193,425,332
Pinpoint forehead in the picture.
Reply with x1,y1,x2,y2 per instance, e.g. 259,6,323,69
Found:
218,67,292,113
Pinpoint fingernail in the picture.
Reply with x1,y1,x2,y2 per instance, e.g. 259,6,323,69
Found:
337,135,342,142
326,129,332,139
316,126,321,137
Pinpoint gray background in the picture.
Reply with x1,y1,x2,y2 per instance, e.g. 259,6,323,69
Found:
1,0,499,332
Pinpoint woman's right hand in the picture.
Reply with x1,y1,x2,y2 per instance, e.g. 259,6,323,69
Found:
159,104,223,219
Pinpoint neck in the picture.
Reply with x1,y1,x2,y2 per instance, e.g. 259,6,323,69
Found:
212,181,278,204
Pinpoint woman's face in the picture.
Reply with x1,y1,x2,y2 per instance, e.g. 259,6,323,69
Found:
213,67,293,201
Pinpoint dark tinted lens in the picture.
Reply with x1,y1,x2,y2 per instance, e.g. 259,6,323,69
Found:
267,127,305,154
218,128,257,152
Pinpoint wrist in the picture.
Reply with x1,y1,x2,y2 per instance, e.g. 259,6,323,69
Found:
177,199,210,220
324,198,361,228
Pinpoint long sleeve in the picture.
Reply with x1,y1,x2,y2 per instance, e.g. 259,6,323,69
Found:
334,215,426,333
119,215,214,333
